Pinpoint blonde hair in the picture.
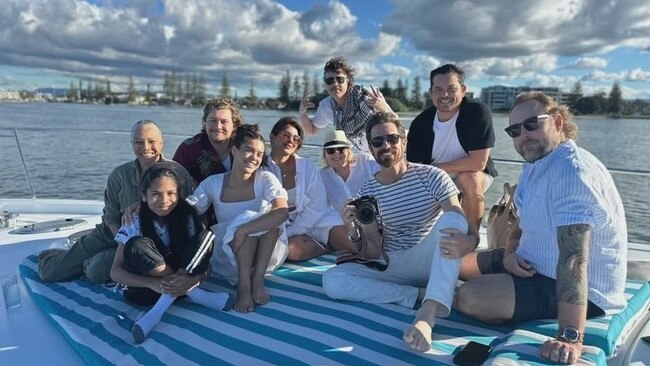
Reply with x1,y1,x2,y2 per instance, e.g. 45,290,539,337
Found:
512,91,578,140
321,147,356,168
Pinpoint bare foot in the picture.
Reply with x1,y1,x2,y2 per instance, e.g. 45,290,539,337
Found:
403,299,438,352
38,248,65,262
234,285,254,313
251,280,270,305
403,320,433,352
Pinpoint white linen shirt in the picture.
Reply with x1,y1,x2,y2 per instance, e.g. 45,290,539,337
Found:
514,139,627,313
320,152,380,213
265,154,343,236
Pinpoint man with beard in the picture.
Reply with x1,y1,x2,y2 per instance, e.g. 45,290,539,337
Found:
407,64,496,236
322,112,478,353
173,97,242,183
454,92,627,365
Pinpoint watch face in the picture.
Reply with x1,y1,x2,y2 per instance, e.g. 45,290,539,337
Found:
562,327,580,342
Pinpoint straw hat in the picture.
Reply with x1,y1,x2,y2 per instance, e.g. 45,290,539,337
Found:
323,130,350,149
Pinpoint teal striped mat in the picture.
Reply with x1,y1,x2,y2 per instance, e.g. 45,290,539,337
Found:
20,255,631,365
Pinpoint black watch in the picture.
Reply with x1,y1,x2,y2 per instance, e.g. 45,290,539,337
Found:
557,326,583,343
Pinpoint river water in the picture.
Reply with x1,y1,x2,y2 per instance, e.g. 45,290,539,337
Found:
1,102,648,244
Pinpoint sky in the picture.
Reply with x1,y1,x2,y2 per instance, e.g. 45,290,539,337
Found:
1,0,650,99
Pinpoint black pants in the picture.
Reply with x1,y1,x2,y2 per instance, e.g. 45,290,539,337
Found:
122,229,214,306
476,248,605,321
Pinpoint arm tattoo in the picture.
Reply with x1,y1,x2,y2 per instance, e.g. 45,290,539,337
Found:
556,224,590,306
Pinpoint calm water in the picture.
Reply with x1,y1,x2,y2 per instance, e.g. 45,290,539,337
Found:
1,102,648,244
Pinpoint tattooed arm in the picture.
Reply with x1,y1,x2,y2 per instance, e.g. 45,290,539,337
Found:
540,223,591,364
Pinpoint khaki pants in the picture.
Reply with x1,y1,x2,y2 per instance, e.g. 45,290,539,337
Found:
38,224,117,284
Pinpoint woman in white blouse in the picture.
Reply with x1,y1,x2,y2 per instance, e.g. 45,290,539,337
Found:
319,130,380,214
187,124,288,313
265,117,358,261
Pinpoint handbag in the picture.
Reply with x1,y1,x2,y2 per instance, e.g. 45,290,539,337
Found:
486,183,518,249
336,217,389,271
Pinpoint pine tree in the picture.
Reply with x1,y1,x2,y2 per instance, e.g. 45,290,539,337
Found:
278,70,291,104
312,72,321,96
145,83,152,103
302,70,310,97
248,79,258,106
292,75,301,101
220,72,231,97
411,76,424,109
127,76,137,102
607,81,623,115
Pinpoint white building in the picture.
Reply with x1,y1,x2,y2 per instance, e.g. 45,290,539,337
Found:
480,86,571,111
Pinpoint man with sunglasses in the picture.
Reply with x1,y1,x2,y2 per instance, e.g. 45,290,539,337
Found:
455,92,627,364
407,64,497,238
299,56,392,153
323,112,479,353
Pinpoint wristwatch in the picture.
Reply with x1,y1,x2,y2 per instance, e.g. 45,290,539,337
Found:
557,326,584,343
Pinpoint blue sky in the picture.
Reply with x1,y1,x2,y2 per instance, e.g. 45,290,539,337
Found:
1,0,649,99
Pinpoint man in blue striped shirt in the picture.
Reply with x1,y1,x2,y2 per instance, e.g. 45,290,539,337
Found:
455,92,627,364
322,112,479,353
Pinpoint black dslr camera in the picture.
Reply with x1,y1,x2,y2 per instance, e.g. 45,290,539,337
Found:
349,195,379,225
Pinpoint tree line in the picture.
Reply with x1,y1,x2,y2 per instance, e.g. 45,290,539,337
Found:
60,72,648,117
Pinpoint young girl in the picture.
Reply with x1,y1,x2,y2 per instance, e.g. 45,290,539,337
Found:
110,161,233,343
187,124,289,313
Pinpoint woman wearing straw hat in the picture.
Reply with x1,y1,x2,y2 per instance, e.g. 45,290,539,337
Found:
319,130,380,213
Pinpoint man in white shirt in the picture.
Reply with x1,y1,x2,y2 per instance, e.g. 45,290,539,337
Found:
455,91,628,364
407,64,497,235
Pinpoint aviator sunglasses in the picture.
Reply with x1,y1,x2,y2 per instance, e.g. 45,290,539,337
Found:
370,134,401,148
504,114,550,138
324,76,346,85
279,130,302,144
325,147,346,155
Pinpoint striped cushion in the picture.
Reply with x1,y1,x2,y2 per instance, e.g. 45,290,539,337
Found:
484,329,606,366
518,280,650,357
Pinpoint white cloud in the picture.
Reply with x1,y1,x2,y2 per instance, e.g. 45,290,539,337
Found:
382,64,411,78
383,0,650,63
627,68,650,81
565,57,608,69
0,0,399,94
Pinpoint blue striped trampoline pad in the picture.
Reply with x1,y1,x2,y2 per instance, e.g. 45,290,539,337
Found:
19,255,644,365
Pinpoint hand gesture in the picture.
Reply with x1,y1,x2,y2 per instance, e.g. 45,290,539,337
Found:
540,338,583,364
503,251,536,277
438,228,476,259
299,90,315,115
366,85,393,113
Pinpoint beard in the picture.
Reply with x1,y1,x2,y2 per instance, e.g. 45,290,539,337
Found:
374,147,403,168
515,136,558,163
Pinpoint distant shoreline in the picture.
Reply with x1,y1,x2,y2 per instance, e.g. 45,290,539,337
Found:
2,100,649,120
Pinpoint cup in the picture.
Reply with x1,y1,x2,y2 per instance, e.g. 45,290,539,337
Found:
1,274,21,309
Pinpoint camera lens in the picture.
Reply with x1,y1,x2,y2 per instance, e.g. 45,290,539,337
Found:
356,203,376,225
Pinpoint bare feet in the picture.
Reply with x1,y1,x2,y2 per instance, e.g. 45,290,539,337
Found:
234,285,255,313
251,280,270,305
403,320,433,352
403,299,438,353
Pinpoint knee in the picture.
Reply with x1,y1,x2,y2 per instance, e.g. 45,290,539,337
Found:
83,249,116,284
321,268,351,300
437,211,469,234
456,172,482,195
454,282,483,316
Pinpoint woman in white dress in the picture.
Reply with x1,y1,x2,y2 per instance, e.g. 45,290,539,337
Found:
265,117,358,261
187,124,289,313
319,130,380,214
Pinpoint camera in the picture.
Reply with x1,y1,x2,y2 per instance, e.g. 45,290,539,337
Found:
349,195,379,225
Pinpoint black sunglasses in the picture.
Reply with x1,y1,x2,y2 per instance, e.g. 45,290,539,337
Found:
325,147,347,155
504,114,550,138
370,134,401,148
324,76,346,85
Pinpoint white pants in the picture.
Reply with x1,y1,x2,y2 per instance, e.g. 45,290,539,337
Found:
322,212,468,317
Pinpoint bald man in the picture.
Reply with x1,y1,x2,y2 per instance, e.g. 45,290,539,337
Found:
38,120,194,284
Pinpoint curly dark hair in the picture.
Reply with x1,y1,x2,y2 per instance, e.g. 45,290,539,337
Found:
324,56,355,88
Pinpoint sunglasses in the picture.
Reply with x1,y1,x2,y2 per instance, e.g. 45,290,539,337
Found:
279,130,302,144
370,134,401,148
504,114,550,138
325,147,346,155
324,76,346,85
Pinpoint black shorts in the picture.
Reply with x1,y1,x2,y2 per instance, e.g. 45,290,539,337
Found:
476,248,605,321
